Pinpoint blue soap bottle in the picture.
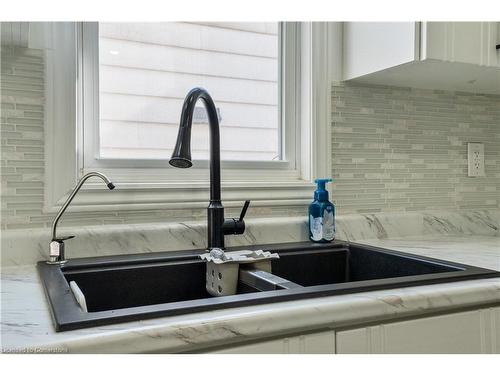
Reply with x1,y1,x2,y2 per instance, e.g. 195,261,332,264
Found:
309,178,335,243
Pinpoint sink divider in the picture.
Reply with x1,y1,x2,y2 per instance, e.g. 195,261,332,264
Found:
239,267,303,292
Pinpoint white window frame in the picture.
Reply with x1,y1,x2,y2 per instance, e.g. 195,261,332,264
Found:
44,22,333,213
80,23,298,175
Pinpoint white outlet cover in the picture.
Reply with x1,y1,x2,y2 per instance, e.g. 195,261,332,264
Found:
467,142,485,177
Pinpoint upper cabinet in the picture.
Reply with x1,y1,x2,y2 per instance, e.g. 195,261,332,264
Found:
342,22,500,94
422,22,499,67
343,22,420,80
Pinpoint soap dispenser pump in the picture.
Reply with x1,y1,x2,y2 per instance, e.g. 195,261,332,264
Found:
309,178,335,243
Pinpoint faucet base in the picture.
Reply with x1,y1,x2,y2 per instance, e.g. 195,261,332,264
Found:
46,259,68,265
48,240,67,265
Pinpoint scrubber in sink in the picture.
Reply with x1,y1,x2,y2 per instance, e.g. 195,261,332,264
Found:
200,248,279,297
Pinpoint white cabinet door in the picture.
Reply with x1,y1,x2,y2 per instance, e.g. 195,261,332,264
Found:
209,330,336,354
342,22,419,80
343,22,500,84
336,308,500,354
423,22,500,67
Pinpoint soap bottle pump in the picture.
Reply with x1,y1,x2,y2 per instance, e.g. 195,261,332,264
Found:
309,178,335,243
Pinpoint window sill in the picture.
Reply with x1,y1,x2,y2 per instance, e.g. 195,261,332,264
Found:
44,178,315,214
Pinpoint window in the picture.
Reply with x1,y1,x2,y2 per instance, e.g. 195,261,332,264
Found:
45,22,331,212
96,22,281,161
81,22,296,173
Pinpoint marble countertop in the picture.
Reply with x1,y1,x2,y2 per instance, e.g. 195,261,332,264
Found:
1,234,499,353
356,235,500,271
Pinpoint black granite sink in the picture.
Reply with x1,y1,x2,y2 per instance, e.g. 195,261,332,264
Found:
270,245,458,286
38,241,500,331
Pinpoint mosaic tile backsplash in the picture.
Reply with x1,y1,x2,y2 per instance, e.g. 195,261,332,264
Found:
1,47,46,230
1,46,499,231
331,83,500,214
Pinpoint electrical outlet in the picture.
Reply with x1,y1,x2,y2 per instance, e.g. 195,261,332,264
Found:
467,142,485,177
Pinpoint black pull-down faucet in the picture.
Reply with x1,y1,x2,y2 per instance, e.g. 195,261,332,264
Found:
169,87,250,250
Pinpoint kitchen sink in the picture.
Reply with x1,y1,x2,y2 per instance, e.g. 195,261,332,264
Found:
38,240,500,331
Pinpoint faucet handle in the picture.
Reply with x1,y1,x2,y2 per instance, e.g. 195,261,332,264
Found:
223,200,251,236
239,200,251,222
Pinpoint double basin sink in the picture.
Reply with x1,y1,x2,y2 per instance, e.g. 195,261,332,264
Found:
38,240,500,331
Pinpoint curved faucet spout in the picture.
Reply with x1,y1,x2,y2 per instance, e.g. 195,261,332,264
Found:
51,172,115,241
169,88,224,249
169,87,221,201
